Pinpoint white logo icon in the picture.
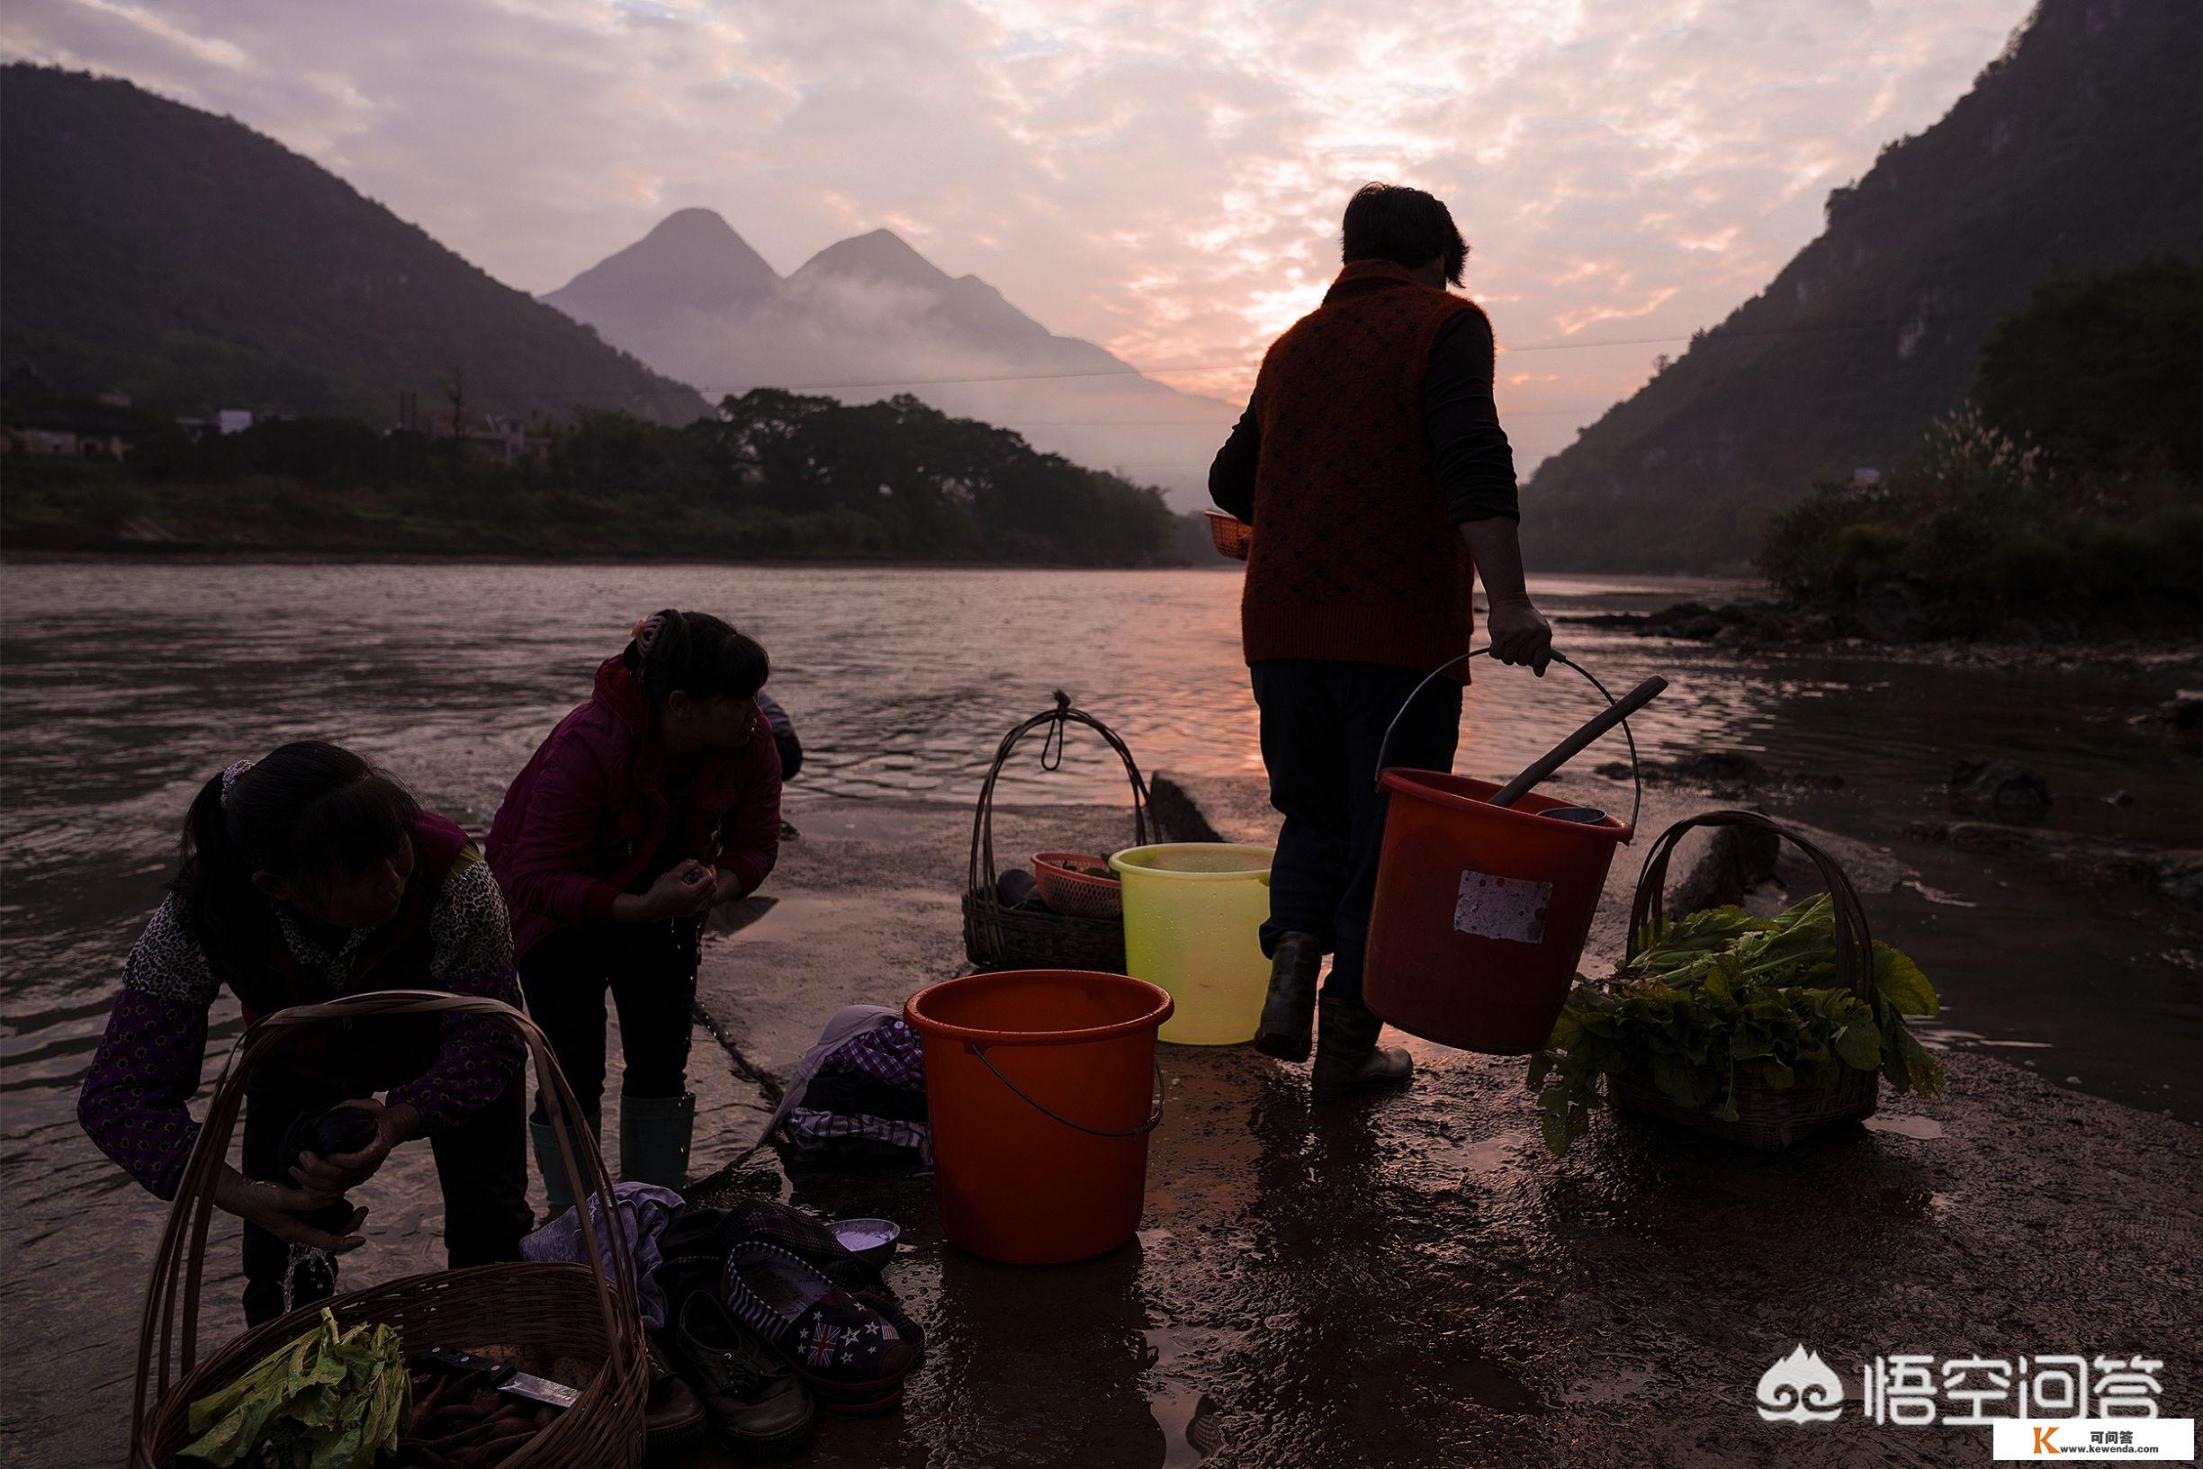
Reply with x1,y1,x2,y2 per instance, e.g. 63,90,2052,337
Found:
1758,1345,1846,1423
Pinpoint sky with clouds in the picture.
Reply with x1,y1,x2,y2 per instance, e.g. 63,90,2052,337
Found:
2,0,2035,472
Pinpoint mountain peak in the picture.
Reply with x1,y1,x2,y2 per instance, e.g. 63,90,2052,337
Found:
647,206,741,241
796,228,950,287
546,205,779,317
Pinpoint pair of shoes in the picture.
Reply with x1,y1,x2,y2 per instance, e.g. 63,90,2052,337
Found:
724,1243,919,1414
528,1107,600,1223
669,1293,818,1459
1253,931,1325,1062
642,1331,710,1459
1310,991,1413,1098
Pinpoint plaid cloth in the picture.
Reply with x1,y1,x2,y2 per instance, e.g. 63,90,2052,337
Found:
785,1108,934,1166
819,1018,924,1090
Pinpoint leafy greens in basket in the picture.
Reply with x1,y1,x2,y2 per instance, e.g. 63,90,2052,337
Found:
1528,893,1946,1155
178,1307,409,1469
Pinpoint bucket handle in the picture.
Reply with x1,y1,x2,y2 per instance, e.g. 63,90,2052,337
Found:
1371,647,1645,836
964,1042,1168,1139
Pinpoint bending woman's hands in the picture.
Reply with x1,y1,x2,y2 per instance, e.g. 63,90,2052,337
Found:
213,1166,368,1253
289,1098,420,1194
612,860,718,922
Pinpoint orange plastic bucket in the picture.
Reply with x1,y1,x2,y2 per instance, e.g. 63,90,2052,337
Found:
1361,650,1643,1055
904,970,1172,1264
1364,771,1630,1053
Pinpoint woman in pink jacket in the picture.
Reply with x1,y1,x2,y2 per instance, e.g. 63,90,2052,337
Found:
488,610,782,1212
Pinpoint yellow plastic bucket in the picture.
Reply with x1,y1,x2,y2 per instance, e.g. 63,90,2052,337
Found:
1108,843,1275,1046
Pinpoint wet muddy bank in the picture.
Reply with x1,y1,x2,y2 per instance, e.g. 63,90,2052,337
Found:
672,785,2202,1468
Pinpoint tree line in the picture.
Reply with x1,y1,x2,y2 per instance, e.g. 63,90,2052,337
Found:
7,390,1191,565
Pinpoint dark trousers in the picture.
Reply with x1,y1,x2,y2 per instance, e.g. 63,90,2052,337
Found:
239,1073,528,1326
1252,659,1462,1004
519,920,700,1120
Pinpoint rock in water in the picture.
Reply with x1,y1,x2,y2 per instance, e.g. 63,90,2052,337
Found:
1949,759,2053,818
2155,691,2203,733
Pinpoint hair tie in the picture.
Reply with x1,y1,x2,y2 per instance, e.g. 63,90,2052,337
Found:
219,758,254,808
631,612,669,662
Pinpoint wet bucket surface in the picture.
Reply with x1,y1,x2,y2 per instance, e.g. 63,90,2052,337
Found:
1363,770,1629,1055
1109,843,1275,1046
905,970,1173,1264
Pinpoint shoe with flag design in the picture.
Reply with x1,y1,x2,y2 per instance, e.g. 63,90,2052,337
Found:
723,1242,917,1413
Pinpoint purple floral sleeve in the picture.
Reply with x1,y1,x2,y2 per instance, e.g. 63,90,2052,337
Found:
77,897,219,1200
386,850,527,1131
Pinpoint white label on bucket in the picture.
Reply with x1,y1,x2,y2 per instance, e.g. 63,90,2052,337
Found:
1453,871,1552,943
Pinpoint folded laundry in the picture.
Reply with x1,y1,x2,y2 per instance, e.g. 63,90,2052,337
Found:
520,1179,684,1331
761,1005,930,1167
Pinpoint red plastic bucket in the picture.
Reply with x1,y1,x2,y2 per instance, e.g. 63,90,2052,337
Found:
1361,651,1641,1055
904,970,1172,1264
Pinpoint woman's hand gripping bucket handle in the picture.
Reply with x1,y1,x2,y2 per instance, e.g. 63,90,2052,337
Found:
965,1041,1168,1139
1370,647,1654,837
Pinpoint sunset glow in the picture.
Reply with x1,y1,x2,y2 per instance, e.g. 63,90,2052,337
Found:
2,0,2034,470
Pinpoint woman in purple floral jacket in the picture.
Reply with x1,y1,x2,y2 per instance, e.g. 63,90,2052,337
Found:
77,741,530,1325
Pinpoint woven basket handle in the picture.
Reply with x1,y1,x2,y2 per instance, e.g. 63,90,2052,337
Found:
1625,810,1876,1000
131,990,637,1444
966,691,1150,900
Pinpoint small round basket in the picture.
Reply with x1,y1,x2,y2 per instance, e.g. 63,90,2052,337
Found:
1033,852,1124,919
963,692,1147,973
131,992,647,1469
1203,510,1252,561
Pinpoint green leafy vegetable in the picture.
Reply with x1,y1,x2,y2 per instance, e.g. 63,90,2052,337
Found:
1528,893,1946,1154
179,1308,409,1469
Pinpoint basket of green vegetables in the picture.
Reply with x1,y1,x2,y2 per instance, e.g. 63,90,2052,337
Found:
1530,811,1945,1153
133,992,647,1469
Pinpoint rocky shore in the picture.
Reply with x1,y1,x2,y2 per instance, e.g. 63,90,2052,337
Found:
1584,596,2203,675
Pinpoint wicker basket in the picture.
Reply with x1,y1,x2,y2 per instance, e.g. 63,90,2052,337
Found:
963,692,1148,972
1032,852,1124,919
1203,510,1252,561
132,991,648,1469
1606,811,1882,1151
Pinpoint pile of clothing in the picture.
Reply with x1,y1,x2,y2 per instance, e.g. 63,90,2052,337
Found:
523,1185,924,1460
763,1005,931,1168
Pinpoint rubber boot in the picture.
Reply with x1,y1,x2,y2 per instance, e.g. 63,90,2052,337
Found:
531,1107,600,1223
1253,931,1324,1062
1311,991,1412,1098
620,1092,696,1190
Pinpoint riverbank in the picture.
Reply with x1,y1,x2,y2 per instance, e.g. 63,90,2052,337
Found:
7,779,2198,1468
679,780,2203,1468
1587,595,2203,674
0,458,1191,568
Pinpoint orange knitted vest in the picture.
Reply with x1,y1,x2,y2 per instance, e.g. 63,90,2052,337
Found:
1241,260,1484,678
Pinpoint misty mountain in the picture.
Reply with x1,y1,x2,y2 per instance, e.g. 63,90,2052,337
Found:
1525,0,2203,572
544,216,1237,509
0,65,705,424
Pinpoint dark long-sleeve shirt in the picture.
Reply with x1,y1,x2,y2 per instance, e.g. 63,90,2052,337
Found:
77,848,523,1200
1209,310,1518,526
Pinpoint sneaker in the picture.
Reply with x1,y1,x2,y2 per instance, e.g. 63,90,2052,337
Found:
723,1242,917,1413
668,1293,817,1458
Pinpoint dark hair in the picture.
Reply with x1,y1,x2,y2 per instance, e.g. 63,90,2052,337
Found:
174,741,420,976
1342,182,1468,285
622,609,770,709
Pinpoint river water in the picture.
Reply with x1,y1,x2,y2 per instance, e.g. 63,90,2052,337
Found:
1,562,2197,1458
